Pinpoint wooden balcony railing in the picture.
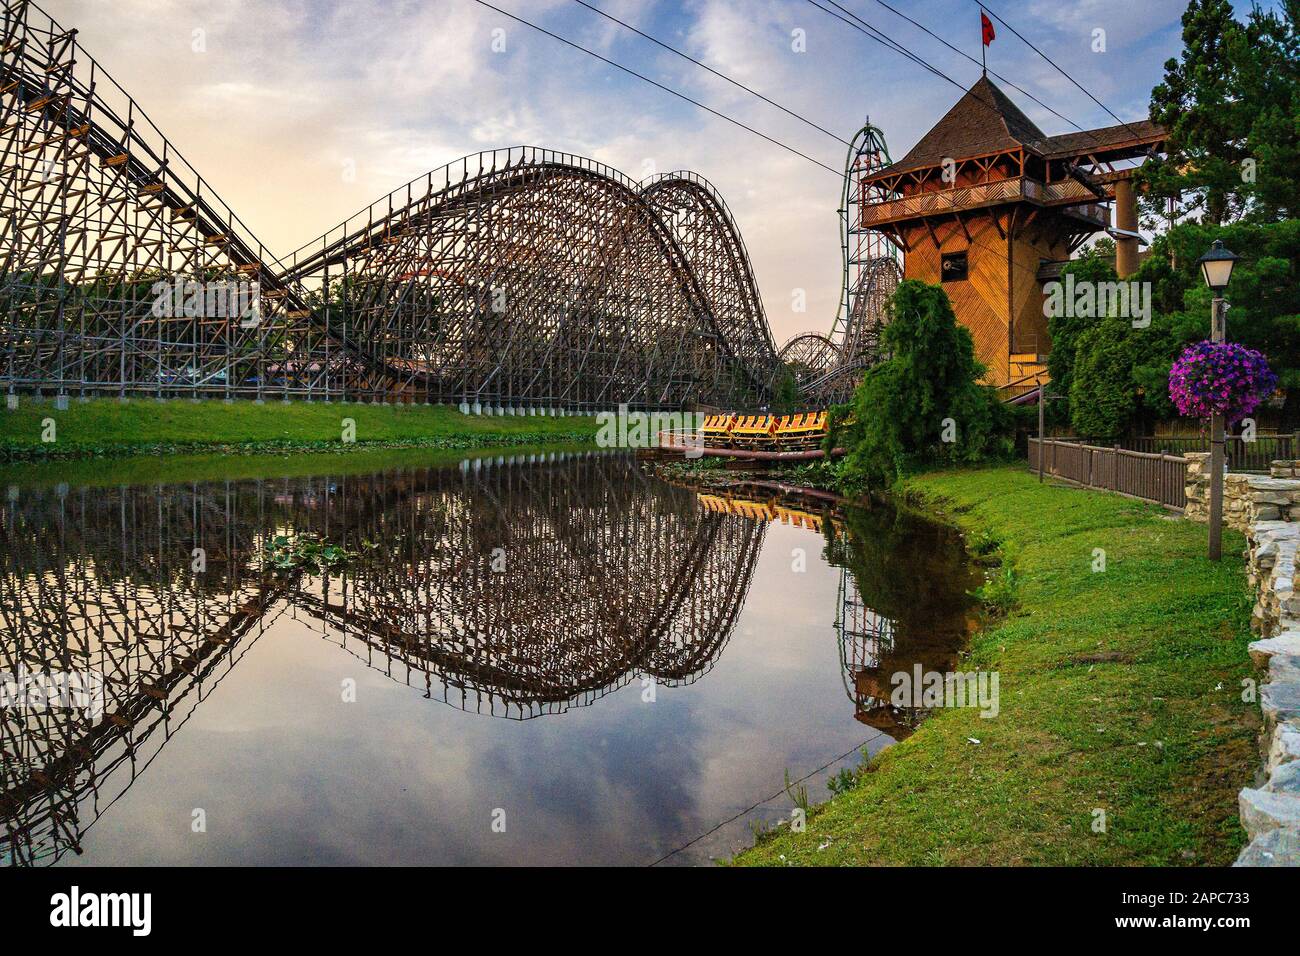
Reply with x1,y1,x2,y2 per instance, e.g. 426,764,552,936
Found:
862,176,1109,226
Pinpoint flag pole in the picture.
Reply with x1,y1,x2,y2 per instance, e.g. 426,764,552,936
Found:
980,7,987,75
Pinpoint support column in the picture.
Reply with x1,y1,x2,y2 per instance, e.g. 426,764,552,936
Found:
1114,177,1139,279
1209,298,1227,561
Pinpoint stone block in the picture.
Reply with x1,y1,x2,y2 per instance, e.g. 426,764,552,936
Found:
1262,681,1300,726
1252,494,1293,509
1247,477,1300,493
1249,632,1300,666
1269,720,1300,775
1239,787,1300,839
1234,826,1300,866
1266,760,1300,796
1271,655,1300,685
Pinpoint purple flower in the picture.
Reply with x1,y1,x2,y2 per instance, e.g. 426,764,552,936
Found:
1168,342,1278,424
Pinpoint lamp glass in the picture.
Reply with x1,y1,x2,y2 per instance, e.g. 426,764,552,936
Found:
1198,240,1238,292
1201,257,1234,291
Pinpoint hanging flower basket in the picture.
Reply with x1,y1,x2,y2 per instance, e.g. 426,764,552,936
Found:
1168,341,1278,425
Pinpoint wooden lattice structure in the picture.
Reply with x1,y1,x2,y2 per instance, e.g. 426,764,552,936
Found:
1,0,778,409
281,156,779,409
0,0,325,402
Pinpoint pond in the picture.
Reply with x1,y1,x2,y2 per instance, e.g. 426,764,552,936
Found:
0,451,978,866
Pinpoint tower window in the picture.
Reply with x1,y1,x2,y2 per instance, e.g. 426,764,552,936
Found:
941,251,968,282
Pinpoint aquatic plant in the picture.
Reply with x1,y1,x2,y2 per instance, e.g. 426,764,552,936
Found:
826,766,857,796
783,768,810,815
973,564,1018,615
262,533,369,574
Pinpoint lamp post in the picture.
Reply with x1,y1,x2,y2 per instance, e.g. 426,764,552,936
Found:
1036,386,1063,483
1198,239,1239,561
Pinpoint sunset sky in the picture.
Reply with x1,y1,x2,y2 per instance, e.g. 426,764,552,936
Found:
40,0,1276,344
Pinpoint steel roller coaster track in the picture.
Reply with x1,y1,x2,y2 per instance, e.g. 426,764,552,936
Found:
775,122,902,406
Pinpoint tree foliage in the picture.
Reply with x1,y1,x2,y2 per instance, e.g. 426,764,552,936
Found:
1142,0,1300,225
1045,250,1120,411
768,365,802,414
831,280,1011,490
1069,316,1145,440
1051,220,1299,438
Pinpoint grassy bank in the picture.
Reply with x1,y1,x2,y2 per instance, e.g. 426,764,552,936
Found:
0,398,598,460
735,465,1260,866
0,441,601,489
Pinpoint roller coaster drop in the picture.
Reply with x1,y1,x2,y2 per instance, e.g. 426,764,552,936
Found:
0,0,779,411
1,1,901,412
775,122,903,405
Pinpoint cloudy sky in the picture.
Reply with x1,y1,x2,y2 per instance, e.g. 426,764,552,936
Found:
40,0,1273,344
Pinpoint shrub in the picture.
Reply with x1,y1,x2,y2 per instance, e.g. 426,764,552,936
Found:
1068,317,1145,440
832,280,1011,489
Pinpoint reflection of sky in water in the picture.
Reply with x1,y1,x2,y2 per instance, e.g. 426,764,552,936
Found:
0,456,972,867
62,521,876,866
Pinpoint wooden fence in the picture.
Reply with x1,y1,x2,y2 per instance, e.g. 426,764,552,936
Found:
1126,433,1299,473
1028,438,1188,511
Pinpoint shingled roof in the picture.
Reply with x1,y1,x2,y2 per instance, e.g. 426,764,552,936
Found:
877,76,1047,176
873,76,1164,177
1036,119,1166,159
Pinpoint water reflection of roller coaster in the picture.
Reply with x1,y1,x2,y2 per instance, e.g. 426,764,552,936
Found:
826,504,976,741
0,455,767,865
689,488,974,740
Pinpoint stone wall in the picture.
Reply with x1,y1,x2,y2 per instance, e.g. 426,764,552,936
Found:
1225,461,1300,865
1239,523,1300,865
1184,453,1300,530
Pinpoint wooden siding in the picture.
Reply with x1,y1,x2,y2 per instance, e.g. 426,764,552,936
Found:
1009,226,1068,357
902,213,1011,386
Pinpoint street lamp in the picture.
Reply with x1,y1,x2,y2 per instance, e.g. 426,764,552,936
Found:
1199,239,1239,292
1197,240,1239,561
1036,386,1063,483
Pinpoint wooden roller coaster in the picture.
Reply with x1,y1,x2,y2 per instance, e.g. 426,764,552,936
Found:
1,0,780,410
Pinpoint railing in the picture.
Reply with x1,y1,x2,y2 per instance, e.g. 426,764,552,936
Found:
861,176,1103,226
1127,433,1299,474
999,372,1046,402
1028,438,1187,511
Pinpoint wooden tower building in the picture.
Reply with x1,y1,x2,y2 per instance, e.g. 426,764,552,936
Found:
860,77,1165,391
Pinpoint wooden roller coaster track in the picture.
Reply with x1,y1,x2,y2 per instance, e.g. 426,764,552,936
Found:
1,0,781,409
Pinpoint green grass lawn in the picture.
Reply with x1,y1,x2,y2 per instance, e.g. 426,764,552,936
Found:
0,398,598,460
734,465,1260,866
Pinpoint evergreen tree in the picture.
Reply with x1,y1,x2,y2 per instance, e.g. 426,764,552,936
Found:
1068,316,1145,440
1045,251,1120,416
1143,0,1299,225
1143,0,1247,225
832,281,1009,489
1231,0,1300,222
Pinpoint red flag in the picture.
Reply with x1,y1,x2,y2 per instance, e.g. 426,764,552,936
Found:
981,10,996,46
